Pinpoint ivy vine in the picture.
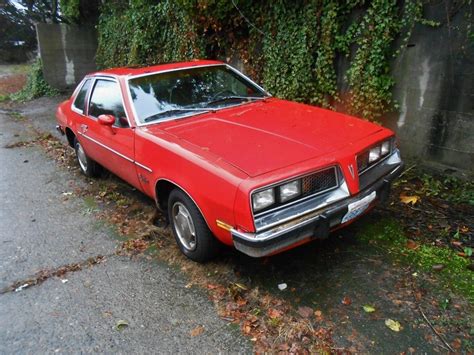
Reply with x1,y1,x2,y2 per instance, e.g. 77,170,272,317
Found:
95,0,466,121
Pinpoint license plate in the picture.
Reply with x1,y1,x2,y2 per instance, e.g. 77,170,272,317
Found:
341,191,376,224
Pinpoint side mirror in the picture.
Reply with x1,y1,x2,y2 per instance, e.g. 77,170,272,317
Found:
98,114,115,126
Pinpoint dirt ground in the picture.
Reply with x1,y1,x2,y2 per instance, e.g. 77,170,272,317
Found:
0,64,28,96
1,65,472,353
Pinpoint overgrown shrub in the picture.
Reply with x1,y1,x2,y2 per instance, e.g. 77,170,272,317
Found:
11,59,58,102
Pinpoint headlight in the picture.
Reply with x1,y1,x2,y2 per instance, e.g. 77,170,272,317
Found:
381,140,391,155
368,146,381,163
279,180,301,202
252,188,275,212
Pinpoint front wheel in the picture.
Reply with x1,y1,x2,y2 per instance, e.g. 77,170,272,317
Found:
168,189,219,262
74,137,102,177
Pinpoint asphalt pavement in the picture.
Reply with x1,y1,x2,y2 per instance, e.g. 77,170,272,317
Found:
0,105,250,353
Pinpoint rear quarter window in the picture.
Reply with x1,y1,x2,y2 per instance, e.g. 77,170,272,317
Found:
72,79,91,113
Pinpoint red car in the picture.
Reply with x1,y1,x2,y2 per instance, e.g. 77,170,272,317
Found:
56,60,404,262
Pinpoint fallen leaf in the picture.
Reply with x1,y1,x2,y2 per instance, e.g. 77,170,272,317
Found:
385,319,402,332
460,226,469,233
342,296,352,305
414,291,423,301
267,308,283,319
314,310,322,317
451,338,462,349
190,325,205,337
115,320,129,331
297,306,313,318
400,194,420,205
363,305,376,313
406,240,419,250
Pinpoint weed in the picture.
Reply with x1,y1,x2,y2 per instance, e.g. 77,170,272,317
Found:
10,59,58,102
420,173,474,205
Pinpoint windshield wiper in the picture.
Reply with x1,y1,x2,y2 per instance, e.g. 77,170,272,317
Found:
144,108,209,123
205,95,266,106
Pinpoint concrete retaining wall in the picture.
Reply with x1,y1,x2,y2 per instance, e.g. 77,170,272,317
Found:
36,23,97,91
383,4,473,174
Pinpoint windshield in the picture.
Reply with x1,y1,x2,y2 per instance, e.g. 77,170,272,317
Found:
128,65,267,124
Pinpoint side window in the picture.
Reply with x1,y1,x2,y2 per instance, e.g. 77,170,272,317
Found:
72,79,91,113
89,79,128,127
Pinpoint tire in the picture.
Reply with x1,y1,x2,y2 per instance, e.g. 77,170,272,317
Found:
74,137,102,177
168,189,219,262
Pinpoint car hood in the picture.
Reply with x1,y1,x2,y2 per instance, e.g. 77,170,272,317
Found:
151,99,384,177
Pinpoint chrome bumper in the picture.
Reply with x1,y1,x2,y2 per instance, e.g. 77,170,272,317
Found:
231,152,404,257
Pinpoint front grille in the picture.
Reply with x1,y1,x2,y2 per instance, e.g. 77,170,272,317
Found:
301,167,338,197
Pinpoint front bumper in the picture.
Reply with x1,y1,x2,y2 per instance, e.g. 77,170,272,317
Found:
231,154,404,257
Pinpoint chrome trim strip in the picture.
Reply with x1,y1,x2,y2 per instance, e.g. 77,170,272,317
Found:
77,131,134,163
232,211,321,242
225,64,270,97
125,63,270,127
135,161,152,173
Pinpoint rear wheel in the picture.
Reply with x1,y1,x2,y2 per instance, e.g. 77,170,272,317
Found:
74,137,102,177
168,189,219,262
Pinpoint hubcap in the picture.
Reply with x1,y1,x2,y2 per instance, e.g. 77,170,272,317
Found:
172,202,196,251
76,142,88,172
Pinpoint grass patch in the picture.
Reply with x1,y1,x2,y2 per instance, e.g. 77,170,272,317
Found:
357,218,473,303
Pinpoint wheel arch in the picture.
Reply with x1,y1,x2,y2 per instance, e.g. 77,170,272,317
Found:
65,127,76,148
154,178,212,230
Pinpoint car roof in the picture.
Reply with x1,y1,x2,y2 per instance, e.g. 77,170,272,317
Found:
91,59,225,78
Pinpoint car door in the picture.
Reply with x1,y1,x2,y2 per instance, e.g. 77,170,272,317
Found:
78,77,140,188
